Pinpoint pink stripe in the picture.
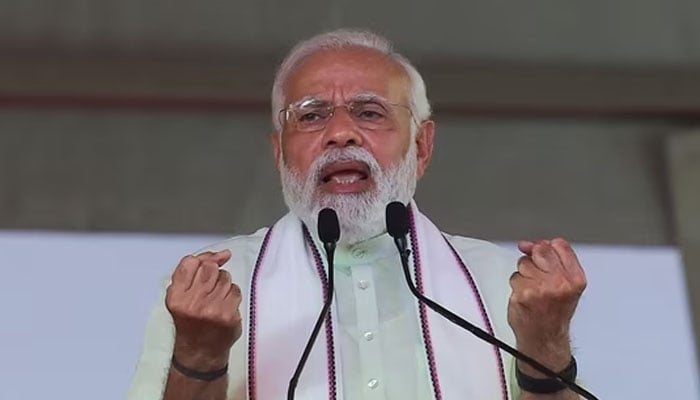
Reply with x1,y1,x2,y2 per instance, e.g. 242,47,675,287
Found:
408,206,509,400
302,226,338,400
247,223,338,400
247,226,275,400
408,208,443,400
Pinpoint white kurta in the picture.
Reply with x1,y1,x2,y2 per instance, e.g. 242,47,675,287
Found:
127,210,522,400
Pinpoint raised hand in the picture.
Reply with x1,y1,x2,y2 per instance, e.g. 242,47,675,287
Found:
508,238,587,374
165,250,242,370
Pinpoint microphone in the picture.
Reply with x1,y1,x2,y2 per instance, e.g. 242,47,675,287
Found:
318,208,341,251
384,202,599,400
287,208,340,400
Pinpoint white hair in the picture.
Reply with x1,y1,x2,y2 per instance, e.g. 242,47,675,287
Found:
271,29,432,135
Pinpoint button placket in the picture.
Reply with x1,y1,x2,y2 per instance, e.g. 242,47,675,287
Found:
351,264,386,399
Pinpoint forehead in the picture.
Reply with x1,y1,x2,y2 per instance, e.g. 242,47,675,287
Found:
284,47,410,104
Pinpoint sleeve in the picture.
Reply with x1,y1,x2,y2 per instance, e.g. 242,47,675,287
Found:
507,354,522,399
126,280,174,400
124,233,263,400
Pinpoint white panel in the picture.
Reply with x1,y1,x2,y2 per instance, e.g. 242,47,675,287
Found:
0,232,697,399
543,244,699,399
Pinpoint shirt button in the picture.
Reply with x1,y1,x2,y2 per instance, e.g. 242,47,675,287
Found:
363,331,374,341
367,379,379,389
357,280,370,290
351,247,367,258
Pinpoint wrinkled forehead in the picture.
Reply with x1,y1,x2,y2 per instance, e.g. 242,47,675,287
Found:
283,47,410,106
292,92,391,108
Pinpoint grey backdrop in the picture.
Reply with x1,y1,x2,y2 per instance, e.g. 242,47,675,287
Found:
0,110,682,245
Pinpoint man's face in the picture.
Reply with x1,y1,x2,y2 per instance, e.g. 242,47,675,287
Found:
272,47,434,243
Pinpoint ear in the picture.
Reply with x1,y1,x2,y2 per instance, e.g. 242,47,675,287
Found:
271,131,282,171
415,120,435,179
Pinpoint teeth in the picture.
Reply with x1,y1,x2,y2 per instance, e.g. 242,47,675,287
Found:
331,174,361,184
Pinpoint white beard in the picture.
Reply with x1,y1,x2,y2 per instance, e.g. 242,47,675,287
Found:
279,143,418,245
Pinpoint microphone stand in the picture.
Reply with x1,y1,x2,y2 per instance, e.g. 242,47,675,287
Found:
386,202,598,400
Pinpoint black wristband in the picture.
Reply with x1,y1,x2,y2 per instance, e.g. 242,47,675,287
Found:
171,356,228,382
516,356,577,394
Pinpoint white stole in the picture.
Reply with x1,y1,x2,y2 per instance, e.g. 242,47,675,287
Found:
246,204,508,400
407,205,509,399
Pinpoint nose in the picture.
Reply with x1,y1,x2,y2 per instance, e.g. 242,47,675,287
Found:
322,106,364,149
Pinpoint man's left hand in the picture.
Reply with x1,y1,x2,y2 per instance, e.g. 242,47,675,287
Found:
508,238,587,374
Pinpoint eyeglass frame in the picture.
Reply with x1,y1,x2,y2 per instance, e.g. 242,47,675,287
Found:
277,94,418,133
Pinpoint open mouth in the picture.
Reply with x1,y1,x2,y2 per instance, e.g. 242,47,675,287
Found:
319,161,371,187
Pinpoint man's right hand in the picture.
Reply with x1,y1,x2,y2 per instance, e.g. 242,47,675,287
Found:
165,250,242,371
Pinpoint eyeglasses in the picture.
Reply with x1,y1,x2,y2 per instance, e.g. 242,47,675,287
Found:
279,98,414,133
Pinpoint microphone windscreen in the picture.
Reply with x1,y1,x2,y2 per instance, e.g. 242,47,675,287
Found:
385,202,410,239
318,208,340,244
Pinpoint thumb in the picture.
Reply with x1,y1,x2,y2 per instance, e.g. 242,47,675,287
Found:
518,241,534,254
196,249,232,266
211,249,232,266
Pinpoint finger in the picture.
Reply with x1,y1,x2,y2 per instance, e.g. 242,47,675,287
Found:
530,242,564,273
209,269,232,299
550,238,581,274
517,256,544,278
171,255,202,291
517,241,535,255
508,272,532,304
197,250,232,267
214,249,232,265
550,238,587,287
225,282,243,306
518,239,552,253
509,271,525,288
191,261,221,293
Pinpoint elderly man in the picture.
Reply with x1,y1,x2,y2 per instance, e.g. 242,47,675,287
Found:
128,29,587,400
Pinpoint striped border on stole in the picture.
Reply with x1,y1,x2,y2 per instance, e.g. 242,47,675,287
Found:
302,225,339,400
407,207,509,400
246,224,338,400
443,240,509,400
246,226,274,400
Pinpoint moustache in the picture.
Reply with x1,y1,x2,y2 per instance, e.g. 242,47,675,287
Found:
309,147,382,183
